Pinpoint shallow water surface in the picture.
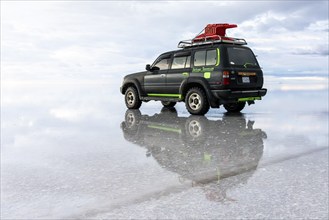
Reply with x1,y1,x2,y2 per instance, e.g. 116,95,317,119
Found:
1,78,328,219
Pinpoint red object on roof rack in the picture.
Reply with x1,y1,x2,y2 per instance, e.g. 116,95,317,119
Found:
177,23,246,48
193,23,238,43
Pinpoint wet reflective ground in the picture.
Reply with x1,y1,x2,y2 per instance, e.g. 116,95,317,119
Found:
1,78,328,219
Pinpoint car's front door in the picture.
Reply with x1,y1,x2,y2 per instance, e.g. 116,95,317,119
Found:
144,54,171,94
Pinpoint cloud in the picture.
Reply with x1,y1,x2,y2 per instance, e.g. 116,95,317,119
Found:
307,20,329,32
293,45,329,56
1,1,328,80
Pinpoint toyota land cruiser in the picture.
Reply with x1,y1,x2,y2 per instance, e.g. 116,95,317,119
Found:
120,24,267,115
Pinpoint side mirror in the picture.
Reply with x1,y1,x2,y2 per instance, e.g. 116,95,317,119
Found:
146,64,151,71
146,64,160,72
152,66,160,71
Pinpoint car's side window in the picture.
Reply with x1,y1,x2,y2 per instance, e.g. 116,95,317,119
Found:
194,49,217,67
171,55,191,69
194,51,206,66
154,57,171,70
206,50,217,66
172,56,186,69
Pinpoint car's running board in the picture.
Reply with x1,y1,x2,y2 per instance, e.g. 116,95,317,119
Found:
141,96,182,102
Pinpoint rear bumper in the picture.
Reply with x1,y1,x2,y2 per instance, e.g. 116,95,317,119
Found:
212,88,267,100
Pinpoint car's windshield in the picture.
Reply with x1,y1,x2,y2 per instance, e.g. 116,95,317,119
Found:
227,47,259,68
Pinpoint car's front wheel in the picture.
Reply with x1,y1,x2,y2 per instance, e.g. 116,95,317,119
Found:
125,87,142,109
223,102,246,113
185,87,209,115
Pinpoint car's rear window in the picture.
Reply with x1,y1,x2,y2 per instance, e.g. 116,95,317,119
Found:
227,47,259,68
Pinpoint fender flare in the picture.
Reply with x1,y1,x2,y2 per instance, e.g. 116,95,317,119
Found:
122,79,145,98
179,77,219,108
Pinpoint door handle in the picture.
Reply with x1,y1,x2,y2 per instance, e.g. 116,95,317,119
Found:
160,74,165,77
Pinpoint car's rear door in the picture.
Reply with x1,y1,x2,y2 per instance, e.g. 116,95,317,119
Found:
224,45,264,90
166,51,191,94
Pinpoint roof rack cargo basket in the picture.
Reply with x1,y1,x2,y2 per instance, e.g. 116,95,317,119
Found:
178,36,247,48
177,23,247,48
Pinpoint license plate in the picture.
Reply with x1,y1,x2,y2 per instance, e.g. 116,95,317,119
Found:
242,77,250,83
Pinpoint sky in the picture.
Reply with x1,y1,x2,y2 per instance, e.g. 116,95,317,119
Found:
1,0,328,81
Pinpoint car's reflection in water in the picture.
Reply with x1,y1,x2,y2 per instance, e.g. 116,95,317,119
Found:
121,108,267,202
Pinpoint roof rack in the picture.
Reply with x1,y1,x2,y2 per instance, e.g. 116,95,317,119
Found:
177,23,247,48
178,36,247,48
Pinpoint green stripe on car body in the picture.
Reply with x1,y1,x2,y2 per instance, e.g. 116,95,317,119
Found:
238,97,261,102
215,48,220,66
147,93,182,99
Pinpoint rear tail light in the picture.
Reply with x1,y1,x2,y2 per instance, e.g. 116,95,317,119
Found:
223,71,230,85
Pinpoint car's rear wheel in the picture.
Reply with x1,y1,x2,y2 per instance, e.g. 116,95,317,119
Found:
161,101,176,108
185,87,209,115
125,87,142,109
223,102,246,113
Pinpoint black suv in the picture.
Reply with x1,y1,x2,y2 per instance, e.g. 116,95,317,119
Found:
120,24,267,115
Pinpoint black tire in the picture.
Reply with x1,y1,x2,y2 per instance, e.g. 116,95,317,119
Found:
161,101,176,108
223,102,246,113
185,87,209,115
160,107,178,115
125,87,142,109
